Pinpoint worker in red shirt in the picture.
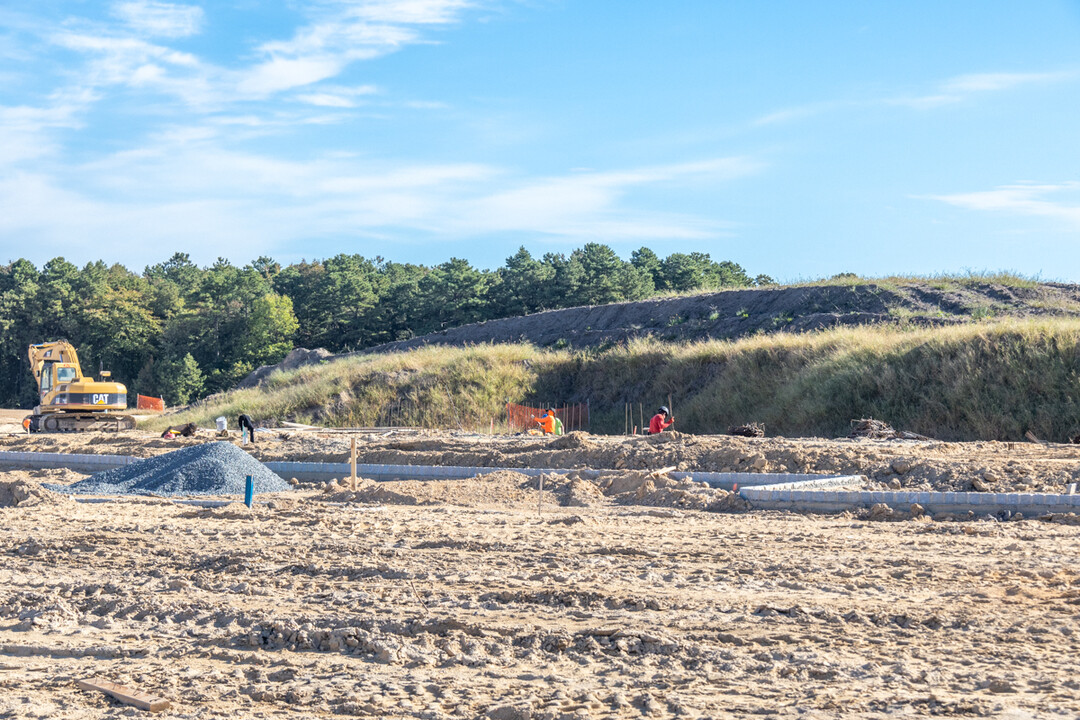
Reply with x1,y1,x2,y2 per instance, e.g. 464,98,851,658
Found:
648,406,675,434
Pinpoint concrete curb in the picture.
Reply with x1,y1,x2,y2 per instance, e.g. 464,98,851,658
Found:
3,450,1076,518
738,486,1080,517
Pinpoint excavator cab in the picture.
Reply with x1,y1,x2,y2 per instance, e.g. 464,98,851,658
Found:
38,362,78,396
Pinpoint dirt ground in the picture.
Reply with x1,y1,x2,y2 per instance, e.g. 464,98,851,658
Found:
4,425,1080,494
1,427,1079,718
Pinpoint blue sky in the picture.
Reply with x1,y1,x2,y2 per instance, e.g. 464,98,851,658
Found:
1,1,1079,281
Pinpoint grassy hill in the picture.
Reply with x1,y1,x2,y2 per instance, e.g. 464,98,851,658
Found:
153,314,1080,442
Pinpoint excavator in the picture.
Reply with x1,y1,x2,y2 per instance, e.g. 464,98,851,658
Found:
25,341,136,432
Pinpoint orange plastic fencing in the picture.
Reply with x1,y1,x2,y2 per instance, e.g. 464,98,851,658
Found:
506,402,589,434
137,395,166,412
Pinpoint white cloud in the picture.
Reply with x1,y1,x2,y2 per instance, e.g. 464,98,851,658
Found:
941,72,1063,94
888,71,1071,109
296,93,357,108
0,100,88,166
445,157,760,238
111,1,204,38
295,84,378,107
0,137,760,266
237,57,345,96
345,0,476,25
753,101,841,126
929,182,1080,227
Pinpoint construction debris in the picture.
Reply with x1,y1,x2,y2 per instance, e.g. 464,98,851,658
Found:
728,422,765,438
848,418,931,441
77,677,170,712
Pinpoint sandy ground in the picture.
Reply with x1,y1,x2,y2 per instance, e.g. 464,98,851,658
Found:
1,427,1079,718
4,425,1080,494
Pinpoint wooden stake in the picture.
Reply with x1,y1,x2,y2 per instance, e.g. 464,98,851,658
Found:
77,678,170,712
537,474,544,516
350,436,357,490
648,466,678,479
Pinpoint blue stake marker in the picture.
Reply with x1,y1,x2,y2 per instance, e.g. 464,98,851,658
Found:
244,475,254,508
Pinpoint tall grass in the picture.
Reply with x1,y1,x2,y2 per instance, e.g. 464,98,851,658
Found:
150,319,1080,442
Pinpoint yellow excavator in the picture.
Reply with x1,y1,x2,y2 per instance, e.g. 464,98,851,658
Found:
26,341,136,432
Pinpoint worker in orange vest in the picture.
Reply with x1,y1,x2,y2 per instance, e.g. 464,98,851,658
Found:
533,408,558,434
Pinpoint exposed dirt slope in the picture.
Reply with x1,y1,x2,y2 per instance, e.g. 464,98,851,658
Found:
359,281,1080,353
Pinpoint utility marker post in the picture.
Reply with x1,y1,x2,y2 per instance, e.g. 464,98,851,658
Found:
350,436,357,491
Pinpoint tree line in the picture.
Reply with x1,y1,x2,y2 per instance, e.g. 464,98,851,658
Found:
0,243,770,408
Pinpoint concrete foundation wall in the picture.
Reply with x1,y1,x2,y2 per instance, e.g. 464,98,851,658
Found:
2,450,1076,518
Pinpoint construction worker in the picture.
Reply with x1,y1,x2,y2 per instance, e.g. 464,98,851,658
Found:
648,406,675,434
533,408,558,435
237,414,257,444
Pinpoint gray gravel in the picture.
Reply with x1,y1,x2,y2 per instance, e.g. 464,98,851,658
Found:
45,442,291,497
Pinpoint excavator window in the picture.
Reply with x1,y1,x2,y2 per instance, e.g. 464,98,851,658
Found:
57,366,77,383
41,362,54,391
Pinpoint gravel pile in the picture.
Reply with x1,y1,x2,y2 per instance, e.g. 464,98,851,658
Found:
46,442,291,497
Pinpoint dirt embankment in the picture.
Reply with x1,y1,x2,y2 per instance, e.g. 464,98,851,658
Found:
356,281,1080,353
234,282,1080,389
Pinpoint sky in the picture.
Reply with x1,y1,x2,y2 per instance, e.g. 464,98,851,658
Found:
1,1,1079,281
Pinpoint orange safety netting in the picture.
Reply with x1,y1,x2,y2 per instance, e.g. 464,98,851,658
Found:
506,402,589,434
137,395,166,412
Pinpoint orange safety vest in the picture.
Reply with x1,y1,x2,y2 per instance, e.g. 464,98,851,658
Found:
533,413,556,434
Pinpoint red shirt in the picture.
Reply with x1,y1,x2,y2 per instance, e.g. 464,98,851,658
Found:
649,413,673,434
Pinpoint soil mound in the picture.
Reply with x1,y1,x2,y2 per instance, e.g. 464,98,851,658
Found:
46,442,290,497
548,431,595,450
321,468,744,512
0,478,63,508
236,347,333,389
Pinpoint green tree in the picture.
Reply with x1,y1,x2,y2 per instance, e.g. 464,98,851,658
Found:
490,247,554,317
158,352,205,406
417,258,490,333
540,252,585,309
630,247,662,287
572,243,623,306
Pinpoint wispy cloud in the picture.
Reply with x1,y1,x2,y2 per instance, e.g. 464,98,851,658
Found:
41,0,479,111
293,84,378,107
929,182,1080,226
0,96,92,166
235,1,477,99
887,71,1071,109
752,101,842,126
754,70,1076,124
0,138,761,265
345,0,476,25
237,57,346,95
111,1,204,38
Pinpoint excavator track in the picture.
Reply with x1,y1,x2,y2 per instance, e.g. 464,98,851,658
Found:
30,413,136,433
